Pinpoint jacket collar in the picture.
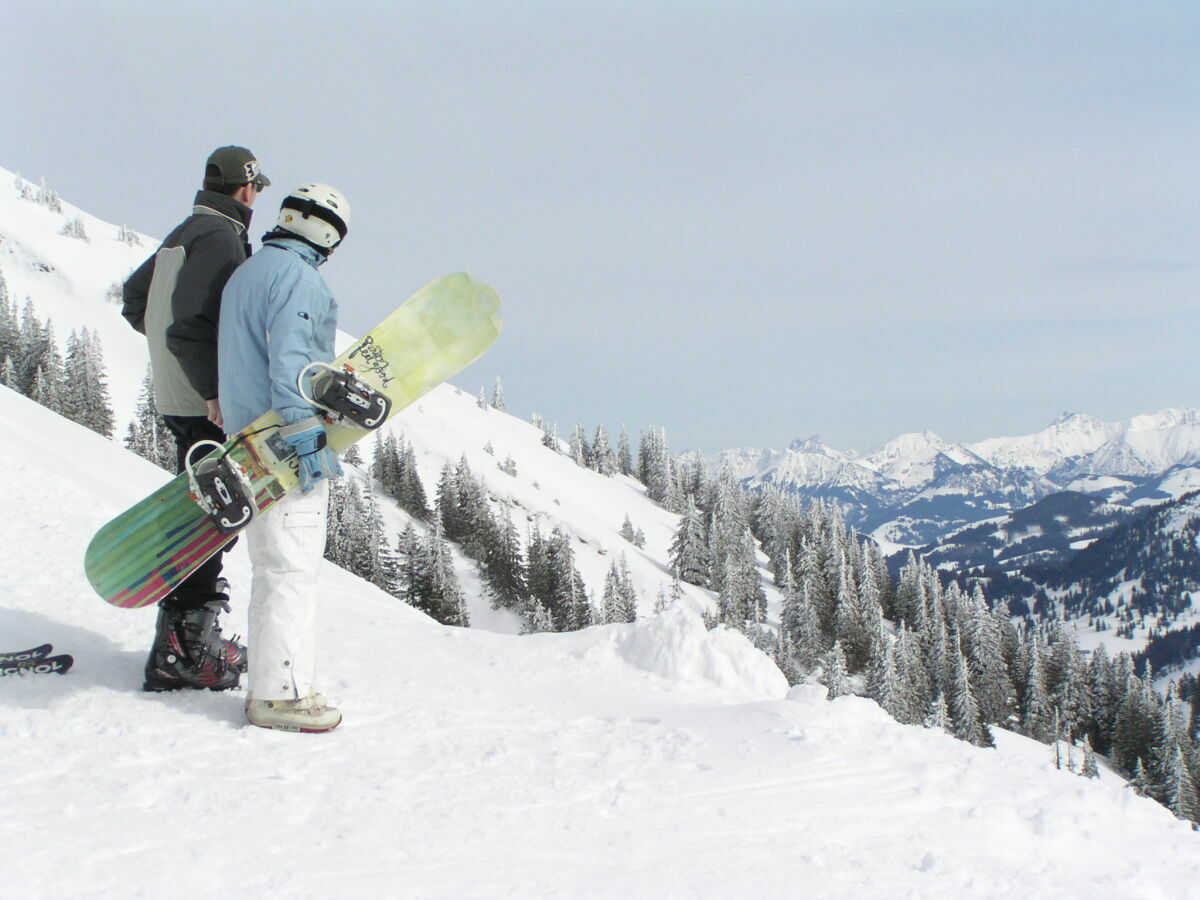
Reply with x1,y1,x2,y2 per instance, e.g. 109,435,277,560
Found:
263,235,326,268
192,189,253,234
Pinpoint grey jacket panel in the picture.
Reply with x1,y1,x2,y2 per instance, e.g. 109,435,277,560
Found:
143,246,207,416
122,190,252,416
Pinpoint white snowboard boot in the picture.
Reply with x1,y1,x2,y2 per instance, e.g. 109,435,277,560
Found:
245,692,342,733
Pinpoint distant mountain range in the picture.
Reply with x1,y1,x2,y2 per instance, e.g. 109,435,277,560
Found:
719,410,1200,549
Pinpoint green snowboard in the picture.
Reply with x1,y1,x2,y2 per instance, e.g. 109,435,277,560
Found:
86,272,502,609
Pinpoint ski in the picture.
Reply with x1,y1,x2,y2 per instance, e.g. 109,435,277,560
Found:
0,654,74,677
0,644,53,664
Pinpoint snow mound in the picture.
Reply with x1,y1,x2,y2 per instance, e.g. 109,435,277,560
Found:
609,607,789,703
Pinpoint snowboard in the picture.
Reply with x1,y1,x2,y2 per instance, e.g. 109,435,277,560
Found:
85,272,502,609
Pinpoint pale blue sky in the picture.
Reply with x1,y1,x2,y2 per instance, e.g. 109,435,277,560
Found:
5,1,1197,452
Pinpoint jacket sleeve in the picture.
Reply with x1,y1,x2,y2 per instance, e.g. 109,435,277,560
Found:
165,227,242,401
121,252,156,334
265,275,335,425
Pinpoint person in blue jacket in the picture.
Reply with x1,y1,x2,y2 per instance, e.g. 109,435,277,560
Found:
218,183,350,733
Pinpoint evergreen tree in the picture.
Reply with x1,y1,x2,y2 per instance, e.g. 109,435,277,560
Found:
778,560,824,673
491,376,505,412
1080,734,1100,779
391,523,426,606
592,424,617,476
867,640,903,721
601,555,639,624
618,514,646,549
1162,743,1200,823
125,366,175,471
1020,634,1055,743
60,216,89,241
397,438,430,519
716,529,765,629
0,272,17,366
949,634,993,748
410,517,469,627
482,508,527,612
569,423,590,468
669,495,711,587
925,692,951,733
617,426,633,477
822,641,852,700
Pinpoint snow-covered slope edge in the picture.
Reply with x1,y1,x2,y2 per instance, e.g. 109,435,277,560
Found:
3,386,1200,897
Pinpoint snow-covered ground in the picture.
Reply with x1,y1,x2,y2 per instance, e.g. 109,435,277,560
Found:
4,384,1200,897
5,163,1200,897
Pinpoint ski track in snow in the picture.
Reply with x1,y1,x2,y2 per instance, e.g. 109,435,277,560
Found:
3,388,1200,898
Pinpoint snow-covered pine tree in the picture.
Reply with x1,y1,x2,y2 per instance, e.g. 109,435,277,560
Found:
435,460,462,539
669,495,711,587
601,554,638,624
60,216,89,241
397,437,430,519
125,366,175,471
866,640,903,721
618,514,646,549
35,177,62,212
895,624,931,726
617,426,633,477
1161,743,1199,824
391,523,425,606
1020,633,1055,743
716,529,765,630
637,427,673,504
424,517,470,628
569,422,589,468
949,633,993,748
821,641,852,700
0,271,15,366
592,424,616,476
482,508,526,611
837,560,885,674
925,692,951,733
1080,734,1100,779
491,376,505,412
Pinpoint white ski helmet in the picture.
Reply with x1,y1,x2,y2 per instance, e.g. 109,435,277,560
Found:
276,183,351,250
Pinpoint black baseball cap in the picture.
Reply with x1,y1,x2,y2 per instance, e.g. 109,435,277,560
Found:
204,146,270,191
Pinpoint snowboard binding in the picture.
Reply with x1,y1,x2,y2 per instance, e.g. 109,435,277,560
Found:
298,361,391,430
184,441,259,534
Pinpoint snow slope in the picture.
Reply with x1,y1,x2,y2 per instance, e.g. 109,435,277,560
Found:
0,161,733,633
5,365,1200,897
0,168,154,426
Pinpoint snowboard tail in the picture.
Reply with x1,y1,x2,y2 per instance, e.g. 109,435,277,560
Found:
85,272,502,608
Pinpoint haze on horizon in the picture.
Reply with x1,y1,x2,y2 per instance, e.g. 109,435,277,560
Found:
4,1,1197,453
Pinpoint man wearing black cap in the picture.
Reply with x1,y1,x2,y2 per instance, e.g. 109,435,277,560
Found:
122,145,270,693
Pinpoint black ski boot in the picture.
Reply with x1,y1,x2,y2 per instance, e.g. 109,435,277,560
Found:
143,596,242,692
212,579,248,674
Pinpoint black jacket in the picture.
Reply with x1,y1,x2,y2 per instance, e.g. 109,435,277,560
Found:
122,191,252,407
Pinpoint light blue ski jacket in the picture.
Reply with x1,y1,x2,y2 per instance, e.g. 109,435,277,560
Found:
217,237,338,435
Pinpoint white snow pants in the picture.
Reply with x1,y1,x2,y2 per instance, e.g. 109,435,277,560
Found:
245,481,329,701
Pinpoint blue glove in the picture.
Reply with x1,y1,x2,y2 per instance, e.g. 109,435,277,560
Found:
281,423,343,493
